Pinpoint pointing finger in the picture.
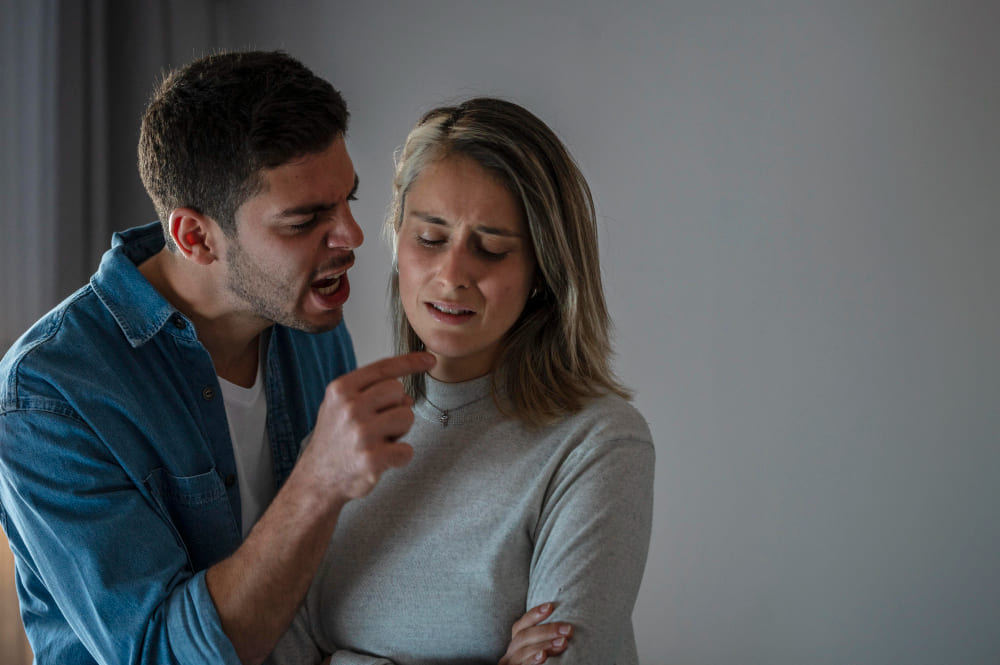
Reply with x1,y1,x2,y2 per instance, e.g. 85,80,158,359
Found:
339,352,435,393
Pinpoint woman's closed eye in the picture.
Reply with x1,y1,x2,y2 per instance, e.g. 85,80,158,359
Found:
415,233,445,247
415,234,510,260
476,245,509,260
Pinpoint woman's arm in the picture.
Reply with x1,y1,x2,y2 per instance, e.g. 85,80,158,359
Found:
526,436,655,665
268,602,571,665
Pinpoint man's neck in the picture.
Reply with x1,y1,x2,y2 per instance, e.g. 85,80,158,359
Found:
138,248,265,388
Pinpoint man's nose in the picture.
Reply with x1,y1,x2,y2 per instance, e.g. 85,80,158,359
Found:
326,206,364,250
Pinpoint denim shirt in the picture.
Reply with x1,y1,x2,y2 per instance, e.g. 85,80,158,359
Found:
0,222,357,664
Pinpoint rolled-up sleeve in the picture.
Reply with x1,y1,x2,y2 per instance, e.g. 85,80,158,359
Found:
0,408,241,665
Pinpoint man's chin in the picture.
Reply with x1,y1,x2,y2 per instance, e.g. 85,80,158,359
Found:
289,310,344,335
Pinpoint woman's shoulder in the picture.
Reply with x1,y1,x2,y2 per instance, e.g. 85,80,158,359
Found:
555,392,653,449
536,393,655,486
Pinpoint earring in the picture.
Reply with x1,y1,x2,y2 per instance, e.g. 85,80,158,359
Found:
531,287,540,299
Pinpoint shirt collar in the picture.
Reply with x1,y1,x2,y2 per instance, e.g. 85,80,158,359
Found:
89,222,192,348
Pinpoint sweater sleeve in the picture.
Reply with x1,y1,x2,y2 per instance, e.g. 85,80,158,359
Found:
526,434,655,665
266,606,395,665
265,605,323,665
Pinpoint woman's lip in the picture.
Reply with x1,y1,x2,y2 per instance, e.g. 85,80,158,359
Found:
425,301,476,323
426,301,476,315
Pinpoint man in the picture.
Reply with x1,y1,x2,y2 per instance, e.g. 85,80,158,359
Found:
0,50,431,664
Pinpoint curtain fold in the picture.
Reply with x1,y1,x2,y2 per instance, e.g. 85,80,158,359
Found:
2,0,58,353
1,0,110,353
1,2,225,661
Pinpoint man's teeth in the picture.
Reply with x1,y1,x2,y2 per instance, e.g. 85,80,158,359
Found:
432,303,472,315
315,276,341,295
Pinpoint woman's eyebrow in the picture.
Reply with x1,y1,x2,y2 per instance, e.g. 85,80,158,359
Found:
409,210,524,237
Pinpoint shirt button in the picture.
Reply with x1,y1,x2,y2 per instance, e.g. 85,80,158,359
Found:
172,316,186,329
223,474,237,488
201,386,215,401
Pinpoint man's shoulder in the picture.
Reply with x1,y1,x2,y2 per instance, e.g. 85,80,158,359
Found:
0,285,118,412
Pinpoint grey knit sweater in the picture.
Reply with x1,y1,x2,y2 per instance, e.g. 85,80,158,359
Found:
267,374,655,665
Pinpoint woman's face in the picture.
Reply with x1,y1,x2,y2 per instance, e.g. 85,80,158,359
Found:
397,154,536,383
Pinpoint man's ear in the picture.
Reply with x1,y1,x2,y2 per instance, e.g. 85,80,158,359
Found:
169,209,219,264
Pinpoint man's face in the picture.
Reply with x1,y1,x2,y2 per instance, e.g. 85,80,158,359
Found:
224,135,363,333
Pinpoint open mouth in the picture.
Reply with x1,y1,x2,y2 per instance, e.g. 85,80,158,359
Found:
312,274,342,295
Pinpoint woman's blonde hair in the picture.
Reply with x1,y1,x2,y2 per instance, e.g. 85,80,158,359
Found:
386,98,630,426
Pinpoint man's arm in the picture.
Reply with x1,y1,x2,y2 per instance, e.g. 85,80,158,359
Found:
0,409,238,665
0,352,430,665
206,352,434,665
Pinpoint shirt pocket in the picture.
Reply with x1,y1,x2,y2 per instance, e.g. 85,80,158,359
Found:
144,467,241,571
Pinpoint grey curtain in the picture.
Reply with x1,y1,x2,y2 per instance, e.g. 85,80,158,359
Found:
1,0,226,352
1,0,108,352
1,2,225,658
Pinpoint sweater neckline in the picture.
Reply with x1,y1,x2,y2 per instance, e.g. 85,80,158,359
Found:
416,374,494,427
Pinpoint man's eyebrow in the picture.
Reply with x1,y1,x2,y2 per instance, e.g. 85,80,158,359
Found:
277,174,360,218
409,210,524,237
277,202,335,218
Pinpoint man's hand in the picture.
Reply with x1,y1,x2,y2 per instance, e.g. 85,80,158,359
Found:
298,352,435,503
208,352,434,665
499,604,573,665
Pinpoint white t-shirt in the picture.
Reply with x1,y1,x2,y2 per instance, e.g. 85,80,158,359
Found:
218,349,274,539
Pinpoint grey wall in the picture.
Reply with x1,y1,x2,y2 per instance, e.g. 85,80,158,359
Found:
5,1,997,663
216,2,1000,663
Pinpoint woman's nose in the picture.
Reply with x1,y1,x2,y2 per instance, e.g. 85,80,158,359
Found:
437,245,472,288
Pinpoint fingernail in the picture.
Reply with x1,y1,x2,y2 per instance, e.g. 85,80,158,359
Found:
558,624,572,635
539,603,552,614
552,637,566,648
534,651,545,663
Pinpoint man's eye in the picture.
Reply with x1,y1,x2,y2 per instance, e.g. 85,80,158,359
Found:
290,217,318,231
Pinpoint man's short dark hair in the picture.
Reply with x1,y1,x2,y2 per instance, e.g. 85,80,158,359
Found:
138,50,349,247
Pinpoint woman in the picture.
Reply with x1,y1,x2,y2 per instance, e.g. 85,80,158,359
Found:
270,98,654,665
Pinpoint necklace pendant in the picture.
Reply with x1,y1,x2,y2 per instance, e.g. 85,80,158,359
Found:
439,412,450,427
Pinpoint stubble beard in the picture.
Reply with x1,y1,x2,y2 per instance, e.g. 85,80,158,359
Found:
224,239,342,334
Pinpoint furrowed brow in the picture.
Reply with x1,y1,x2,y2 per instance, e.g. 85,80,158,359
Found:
411,211,448,226
277,202,336,219
409,210,523,237
277,173,359,218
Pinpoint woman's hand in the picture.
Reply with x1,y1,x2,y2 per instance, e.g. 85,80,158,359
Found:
498,603,573,665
